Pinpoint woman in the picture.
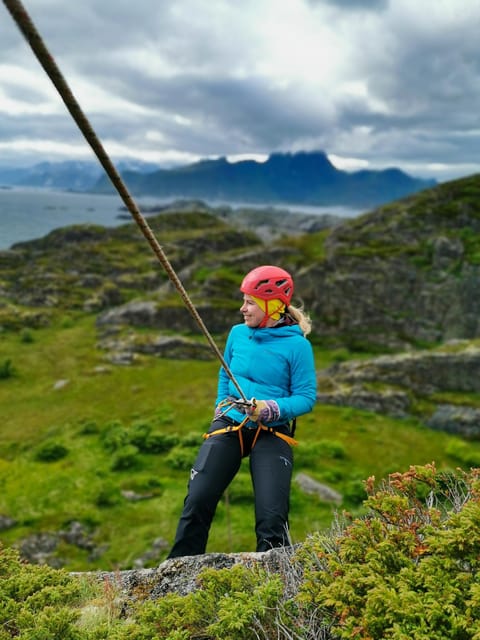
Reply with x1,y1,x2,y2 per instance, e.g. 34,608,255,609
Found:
168,264,317,557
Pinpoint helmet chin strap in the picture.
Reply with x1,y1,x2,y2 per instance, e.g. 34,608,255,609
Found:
258,299,285,328
259,308,270,328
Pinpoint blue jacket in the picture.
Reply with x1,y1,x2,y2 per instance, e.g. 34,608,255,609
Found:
216,322,317,427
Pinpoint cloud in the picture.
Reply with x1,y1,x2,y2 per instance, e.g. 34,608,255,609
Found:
0,0,479,180
310,0,388,8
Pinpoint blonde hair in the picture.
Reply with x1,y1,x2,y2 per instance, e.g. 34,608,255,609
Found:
287,303,312,336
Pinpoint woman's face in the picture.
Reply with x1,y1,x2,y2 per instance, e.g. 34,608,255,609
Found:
240,294,266,328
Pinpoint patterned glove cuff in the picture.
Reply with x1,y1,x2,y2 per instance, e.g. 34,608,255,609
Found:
258,400,280,423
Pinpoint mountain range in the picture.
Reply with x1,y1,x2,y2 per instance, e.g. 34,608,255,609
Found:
0,159,157,192
0,151,435,208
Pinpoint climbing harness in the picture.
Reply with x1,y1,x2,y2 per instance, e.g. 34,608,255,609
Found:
205,399,298,456
3,0,250,405
204,418,298,456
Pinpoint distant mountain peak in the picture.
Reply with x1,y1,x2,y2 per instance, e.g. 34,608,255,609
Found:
0,150,436,208
91,150,436,207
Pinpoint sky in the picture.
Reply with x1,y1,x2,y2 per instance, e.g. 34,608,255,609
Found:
0,0,479,182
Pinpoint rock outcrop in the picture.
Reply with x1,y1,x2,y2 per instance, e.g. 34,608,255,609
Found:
317,342,480,438
300,175,480,349
83,548,296,605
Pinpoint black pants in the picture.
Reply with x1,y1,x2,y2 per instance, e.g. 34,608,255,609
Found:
168,417,294,557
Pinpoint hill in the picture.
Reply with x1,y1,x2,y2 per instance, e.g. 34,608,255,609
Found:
301,172,480,350
1,174,480,571
92,150,434,208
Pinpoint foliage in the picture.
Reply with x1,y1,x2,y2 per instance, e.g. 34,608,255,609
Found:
0,358,16,380
445,438,480,467
0,544,86,639
100,419,178,456
278,228,330,263
342,478,368,506
94,482,121,508
165,445,196,471
110,445,141,471
19,329,35,344
34,440,70,462
295,464,480,639
108,564,284,640
296,438,347,469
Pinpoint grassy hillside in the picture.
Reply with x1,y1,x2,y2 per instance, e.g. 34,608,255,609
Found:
2,193,480,570
1,310,478,571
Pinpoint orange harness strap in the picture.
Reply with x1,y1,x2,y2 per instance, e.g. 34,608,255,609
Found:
203,418,298,456
254,424,298,447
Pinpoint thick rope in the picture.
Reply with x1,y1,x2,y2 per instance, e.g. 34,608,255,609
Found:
3,0,249,403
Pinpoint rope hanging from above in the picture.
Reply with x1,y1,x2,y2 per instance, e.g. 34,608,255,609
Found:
2,0,249,404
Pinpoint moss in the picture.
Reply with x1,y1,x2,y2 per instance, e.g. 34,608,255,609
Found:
278,228,330,262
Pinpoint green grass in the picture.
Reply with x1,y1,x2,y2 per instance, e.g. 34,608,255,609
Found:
0,316,218,448
278,228,330,263
1,314,480,571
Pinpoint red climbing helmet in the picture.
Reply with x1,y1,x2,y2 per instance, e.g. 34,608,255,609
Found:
240,265,294,305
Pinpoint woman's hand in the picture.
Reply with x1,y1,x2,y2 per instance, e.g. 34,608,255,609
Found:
247,399,280,422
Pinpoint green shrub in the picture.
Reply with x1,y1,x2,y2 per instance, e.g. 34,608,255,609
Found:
297,438,347,468
317,439,347,459
111,564,284,640
34,441,69,462
60,316,75,328
155,403,175,426
165,445,195,471
0,544,87,639
294,464,480,640
343,478,367,506
3,465,480,639
179,431,202,447
110,445,140,471
0,358,16,380
126,420,180,454
78,420,99,435
331,347,352,363
227,474,253,504
128,420,153,449
126,475,163,491
99,419,178,457
95,482,121,508
446,438,480,467
139,431,179,454
19,329,35,344
100,421,130,452
321,468,344,483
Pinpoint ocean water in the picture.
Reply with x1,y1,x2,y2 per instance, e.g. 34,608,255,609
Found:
0,188,362,250
0,188,156,250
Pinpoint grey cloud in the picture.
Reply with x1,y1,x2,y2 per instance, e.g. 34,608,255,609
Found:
330,4,480,172
1,0,480,180
310,0,387,9
0,111,89,148
2,79,48,105
123,75,331,153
